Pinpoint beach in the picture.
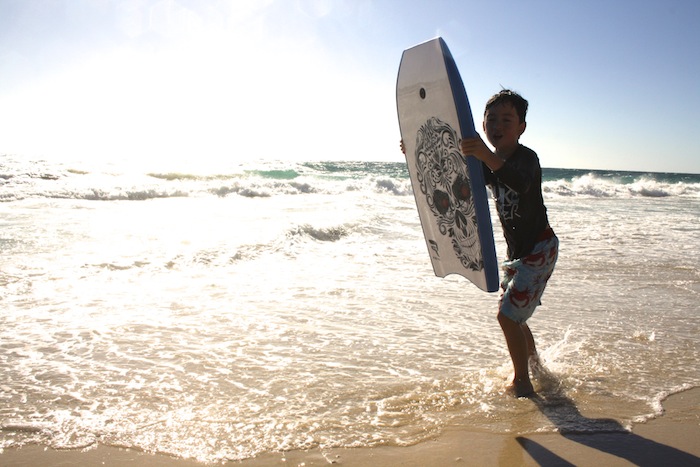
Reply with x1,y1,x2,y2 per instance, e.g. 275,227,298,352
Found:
1,159,699,464
1,388,698,466
2,0,699,463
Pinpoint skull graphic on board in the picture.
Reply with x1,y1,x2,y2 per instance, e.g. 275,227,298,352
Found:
414,117,483,271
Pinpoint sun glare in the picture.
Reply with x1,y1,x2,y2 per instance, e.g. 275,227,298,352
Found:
0,0,398,171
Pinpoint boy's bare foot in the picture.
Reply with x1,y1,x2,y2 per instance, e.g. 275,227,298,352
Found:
507,378,535,398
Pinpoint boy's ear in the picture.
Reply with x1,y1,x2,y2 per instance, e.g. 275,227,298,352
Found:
519,121,527,136
482,120,487,132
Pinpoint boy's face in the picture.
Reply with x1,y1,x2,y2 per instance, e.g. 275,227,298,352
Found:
483,103,526,154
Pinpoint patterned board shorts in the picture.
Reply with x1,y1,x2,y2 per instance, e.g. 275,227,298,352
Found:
499,235,559,324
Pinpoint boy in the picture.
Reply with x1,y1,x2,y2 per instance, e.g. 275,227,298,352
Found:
460,89,558,397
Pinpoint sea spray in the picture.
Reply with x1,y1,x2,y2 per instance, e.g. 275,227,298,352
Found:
1,157,698,462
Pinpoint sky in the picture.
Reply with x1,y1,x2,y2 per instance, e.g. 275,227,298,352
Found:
0,0,698,173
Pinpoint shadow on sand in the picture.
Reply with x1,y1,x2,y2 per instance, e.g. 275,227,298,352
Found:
515,369,700,466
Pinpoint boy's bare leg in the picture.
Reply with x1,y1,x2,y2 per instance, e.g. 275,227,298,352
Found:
522,322,545,377
522,323,536,357
498,312,535,397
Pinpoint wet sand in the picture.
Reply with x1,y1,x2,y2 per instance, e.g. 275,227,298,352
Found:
2,388,698,466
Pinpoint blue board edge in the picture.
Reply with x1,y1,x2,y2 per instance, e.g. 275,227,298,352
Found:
438,38,500,292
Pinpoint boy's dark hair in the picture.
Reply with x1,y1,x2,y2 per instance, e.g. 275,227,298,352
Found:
485,89,528,123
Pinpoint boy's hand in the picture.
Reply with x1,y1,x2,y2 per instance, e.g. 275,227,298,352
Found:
460,136,492,161
399,140,406,155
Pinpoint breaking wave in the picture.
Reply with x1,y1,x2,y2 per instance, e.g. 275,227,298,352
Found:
1,157,698,202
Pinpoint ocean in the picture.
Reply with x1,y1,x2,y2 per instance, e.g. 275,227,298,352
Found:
1,155,699,463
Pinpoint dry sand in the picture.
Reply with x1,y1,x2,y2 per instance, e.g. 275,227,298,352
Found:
2,388,698,466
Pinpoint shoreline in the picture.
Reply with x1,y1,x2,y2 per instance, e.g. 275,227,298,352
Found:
2,387,698,466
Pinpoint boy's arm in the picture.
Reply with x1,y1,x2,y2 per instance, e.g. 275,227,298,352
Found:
460,136,504,172
460,137,537,194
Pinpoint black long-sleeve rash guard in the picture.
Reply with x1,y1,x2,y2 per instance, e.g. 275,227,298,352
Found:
483,144,550,260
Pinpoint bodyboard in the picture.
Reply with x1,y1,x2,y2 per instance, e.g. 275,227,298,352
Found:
396,37,499,292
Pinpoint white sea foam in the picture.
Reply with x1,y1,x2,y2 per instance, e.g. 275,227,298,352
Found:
1,156,699,462
542,173,700,198
2,158,698,203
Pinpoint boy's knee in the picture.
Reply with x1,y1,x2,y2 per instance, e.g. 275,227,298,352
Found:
497,311,517,329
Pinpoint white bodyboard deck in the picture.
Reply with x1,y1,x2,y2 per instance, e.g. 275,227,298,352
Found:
397,38,499,292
